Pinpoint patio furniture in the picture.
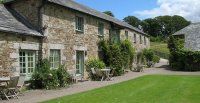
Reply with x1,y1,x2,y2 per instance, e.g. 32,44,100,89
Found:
15,76,25,96
68,70,83,83
135,65,145,72
95,69,104,81
0,77,10,100
100,68,111,81
68,70,77,83
108,69,115,80
6,76,19,99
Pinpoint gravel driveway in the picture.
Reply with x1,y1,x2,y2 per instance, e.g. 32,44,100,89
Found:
2,59,200,103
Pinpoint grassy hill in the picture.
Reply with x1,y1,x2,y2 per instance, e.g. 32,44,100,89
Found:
150,42,170,59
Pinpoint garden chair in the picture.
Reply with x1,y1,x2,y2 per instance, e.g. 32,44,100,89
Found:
95,69,104,81
108,69,115,80
68,70,77,83
6,76,19,99
15,76,25,96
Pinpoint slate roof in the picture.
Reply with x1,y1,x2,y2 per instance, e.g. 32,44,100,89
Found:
0,4,42,36
47,0,148,36
173,23,200,36
3,0,148,36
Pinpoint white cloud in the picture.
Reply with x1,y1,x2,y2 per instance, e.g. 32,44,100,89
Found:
134,0,200,22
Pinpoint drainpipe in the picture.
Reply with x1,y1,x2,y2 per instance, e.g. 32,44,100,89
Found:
37,0,47,61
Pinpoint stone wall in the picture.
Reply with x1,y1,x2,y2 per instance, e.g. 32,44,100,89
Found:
10,0,43,29
185,33,200,51
120,29,150,52
6,0,150,79
41,3,110,78
0,32,40,75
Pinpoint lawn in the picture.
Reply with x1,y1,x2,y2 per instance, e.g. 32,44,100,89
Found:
43,75,200,103
151,42,170,59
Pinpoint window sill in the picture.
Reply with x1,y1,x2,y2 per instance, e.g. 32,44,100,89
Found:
97,34,104,37
76,30,84,33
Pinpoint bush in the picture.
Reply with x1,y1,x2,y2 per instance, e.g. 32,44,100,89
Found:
85,58,106,80
153,55,160,63
30,59,71,89
120,40,135,69
143,49,160,67
56,65,71,87
143,49,154,61
109,44,123,76
86,58,105,70
168,36,200,71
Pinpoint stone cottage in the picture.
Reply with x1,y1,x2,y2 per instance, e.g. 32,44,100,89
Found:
173,23,200,51
0,0,150,80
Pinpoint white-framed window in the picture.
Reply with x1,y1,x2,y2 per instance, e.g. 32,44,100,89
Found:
50,50,61,69
98,22,104,36
19,50,36,75
134,34,137,43
125,31,128,39
140,35,143,44
75,16,84,32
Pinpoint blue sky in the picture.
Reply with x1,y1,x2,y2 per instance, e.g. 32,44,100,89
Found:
75,0,200,22
75,0,157,20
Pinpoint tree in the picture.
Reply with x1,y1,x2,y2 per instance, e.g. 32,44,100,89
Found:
103,11,114,17
141,18,162,37
123,16,141,28
141,15,190,37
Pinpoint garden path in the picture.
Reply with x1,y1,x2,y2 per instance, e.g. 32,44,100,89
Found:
3,59,200,103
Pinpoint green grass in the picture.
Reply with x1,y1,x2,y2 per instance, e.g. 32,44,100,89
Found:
151,42,170,59
43,75,200,103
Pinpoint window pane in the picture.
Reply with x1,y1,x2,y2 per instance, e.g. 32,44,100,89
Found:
75,16,84,32
19,51,36,74
50,50,61,69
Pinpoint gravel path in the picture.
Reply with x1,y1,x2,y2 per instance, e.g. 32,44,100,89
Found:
2,59,200,103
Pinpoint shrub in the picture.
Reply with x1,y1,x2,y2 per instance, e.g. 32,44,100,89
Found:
143,49,160,67
120,40,135,69
168,36,200,71
153,55,160,63
86,58,106,70
56,65,71,87
98,40,111,66
109,44,123,76
143,49,154,61
98,40,136,76
85,58,106,80
30,59,71,89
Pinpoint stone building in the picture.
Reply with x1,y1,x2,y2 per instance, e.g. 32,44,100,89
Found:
173,23,200,51
0,0,150,80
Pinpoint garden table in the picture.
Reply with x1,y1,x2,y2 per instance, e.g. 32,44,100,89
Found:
100,69,111,81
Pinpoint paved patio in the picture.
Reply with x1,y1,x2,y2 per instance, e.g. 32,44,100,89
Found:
2,59,200,103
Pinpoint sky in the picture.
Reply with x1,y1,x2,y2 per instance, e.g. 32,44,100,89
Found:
75,0,200,22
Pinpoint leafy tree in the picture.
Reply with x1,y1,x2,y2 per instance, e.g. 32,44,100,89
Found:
141,18,162,37
142,15,190,38
103,11,114,17
123,16,141,28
